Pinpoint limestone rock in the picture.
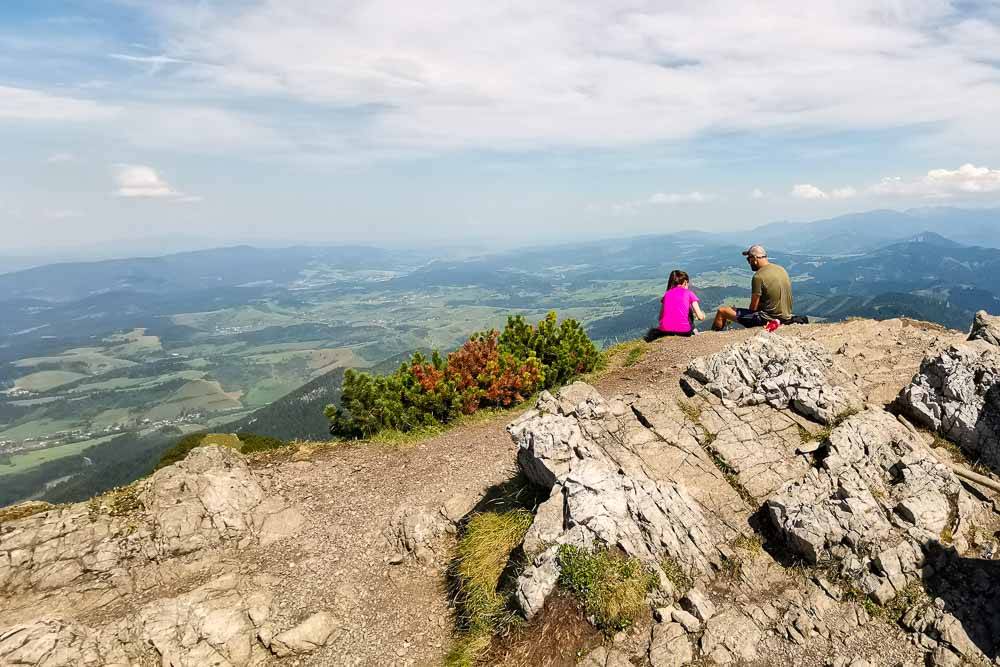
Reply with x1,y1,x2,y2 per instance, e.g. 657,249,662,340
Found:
685,334,863,424
579,645,631,667
509,385,731,618
897,339,1000,471
123,573,273,666
0,446,297,607
384,506,449,563
766,409,963,601
439,492,477,524
680,589,716,622
648,621,692,667
537,381,607,419
269,611,337,657
522,484,565,558
700,608,762,663
515,546,561,619
968,310,1000,346
670,607,701,632
0,619,127,666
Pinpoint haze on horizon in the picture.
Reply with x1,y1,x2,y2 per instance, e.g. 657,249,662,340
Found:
2,1,1000,252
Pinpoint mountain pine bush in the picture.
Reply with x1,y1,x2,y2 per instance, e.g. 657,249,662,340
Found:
327,311,598,439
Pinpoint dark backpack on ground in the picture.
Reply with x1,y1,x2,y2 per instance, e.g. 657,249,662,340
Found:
785,315,810,325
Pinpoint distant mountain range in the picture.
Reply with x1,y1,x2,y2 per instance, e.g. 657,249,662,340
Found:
732,207,999,255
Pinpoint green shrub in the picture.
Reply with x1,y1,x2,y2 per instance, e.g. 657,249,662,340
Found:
557,545,657,633
499,312,600,389
328,312,598,439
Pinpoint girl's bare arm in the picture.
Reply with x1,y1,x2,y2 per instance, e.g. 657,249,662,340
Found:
692,301,706,321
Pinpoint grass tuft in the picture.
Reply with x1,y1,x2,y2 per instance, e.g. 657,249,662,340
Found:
557,545,657,633
660,556,694,597
0,501,56,524
446,509,534,666
733,534,763,555
88,482,143,520
704,442,755,506
444,631,493,667
812,408,862,443
623,344,645,368
676,399,703,423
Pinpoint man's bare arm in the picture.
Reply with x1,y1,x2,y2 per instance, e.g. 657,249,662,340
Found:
749,294,761,312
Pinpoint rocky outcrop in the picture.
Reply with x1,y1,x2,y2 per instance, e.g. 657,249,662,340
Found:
505,320,999,666
0,619,128,666
508,382,733,618
766,409,963,602
118,573,277,666
685,334,864,424
0,573,316,666
0,446,303,607
0,446,327,666
969,310,1000,346
897,340,1000,472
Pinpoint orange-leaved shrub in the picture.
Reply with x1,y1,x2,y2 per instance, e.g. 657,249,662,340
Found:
326,312,598,439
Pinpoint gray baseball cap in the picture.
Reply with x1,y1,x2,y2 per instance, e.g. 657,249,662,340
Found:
742,244,767,258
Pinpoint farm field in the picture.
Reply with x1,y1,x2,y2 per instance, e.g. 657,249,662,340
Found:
2,231,997,506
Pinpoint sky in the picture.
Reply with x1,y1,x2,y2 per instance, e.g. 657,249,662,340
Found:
2,0,1000,253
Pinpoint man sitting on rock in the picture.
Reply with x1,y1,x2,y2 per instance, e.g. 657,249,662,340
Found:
712,244,795,330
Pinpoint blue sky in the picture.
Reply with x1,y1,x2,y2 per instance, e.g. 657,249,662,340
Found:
2,1,1000,252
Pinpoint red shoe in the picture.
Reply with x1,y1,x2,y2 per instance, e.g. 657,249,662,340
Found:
764,319,782,333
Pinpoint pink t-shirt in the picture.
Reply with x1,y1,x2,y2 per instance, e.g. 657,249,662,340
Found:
659,285,699,333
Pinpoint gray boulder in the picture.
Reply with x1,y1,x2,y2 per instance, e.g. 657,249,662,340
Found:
384,506,450,564
268,611,338,657
700,608,763,663
685,334,863,424
968,310,1000,346
648,621,693,667
897,340,1000,471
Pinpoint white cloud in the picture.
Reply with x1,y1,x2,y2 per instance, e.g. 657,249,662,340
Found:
830,186,857,199
0,85,117,122
113,165,198,201
133,1,1000,155
46,152,76,163
791,184,829,200
870,164,1000,199
750,188,765,200
648,191,711,205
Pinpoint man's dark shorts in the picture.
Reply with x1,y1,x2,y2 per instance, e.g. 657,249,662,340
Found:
735,308,771,329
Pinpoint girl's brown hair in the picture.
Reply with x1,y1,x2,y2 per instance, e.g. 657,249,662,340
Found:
667,270,690,290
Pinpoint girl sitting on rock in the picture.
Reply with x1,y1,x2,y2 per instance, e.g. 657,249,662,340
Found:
645,270,705,342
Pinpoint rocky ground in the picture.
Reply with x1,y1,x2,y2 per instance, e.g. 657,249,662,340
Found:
1,315,999,666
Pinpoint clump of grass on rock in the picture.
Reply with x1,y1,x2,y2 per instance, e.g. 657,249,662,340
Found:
557,545,658,633
446,509,534,666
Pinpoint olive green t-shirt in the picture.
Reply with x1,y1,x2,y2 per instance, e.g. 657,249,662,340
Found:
751,263,793,321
